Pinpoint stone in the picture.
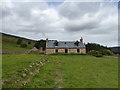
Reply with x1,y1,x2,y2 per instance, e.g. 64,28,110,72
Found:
36,70,39,73
22,73,26,77
30,72,35,76
29,65,32,68
24,69,28,72
17,79,20,82
36,63,39,67
32,63,35,66
23,81,29,85
15,81,17,83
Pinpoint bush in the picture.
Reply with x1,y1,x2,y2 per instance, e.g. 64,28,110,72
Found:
16,39,22,45
88,50,103,57
100,49,113,56
34,40,46,50
21,44,27,48
28,41,31,44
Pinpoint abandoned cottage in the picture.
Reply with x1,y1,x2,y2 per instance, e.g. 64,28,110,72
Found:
45,37,86,54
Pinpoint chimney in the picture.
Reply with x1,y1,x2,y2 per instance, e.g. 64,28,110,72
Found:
46,38,48,48
80,37,83,42
46,38,48,42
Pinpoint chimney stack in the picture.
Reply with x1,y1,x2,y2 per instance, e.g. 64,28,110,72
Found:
46,38,48,48
80,37,83,42
46,38,48,42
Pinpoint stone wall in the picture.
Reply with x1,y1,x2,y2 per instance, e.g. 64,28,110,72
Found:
68,49,77,53
80,48,86,54
58,49,65,53
46,49,55,54
46,48,86,54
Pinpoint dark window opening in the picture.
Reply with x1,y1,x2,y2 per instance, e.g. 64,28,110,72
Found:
74,41,79,46
77,49,80,52
54,41,58,46
55,43,58,46
56,49,58,53
65,49,68,53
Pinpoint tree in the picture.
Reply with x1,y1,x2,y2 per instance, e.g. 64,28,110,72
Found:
28,41,31,44
34,40,46,50
21,44,27,48
85,43,108,53
85,43,113,56
88,50,103,57
17,39,22,45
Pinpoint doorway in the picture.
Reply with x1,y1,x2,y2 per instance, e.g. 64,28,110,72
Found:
65,49,68,53
77,49,80,53
55,49,58,53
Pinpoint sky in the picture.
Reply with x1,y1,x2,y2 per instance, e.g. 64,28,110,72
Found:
1,0,119,47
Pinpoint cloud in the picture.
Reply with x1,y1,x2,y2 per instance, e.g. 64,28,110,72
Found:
58,2,118,38
1,1,118,47
63,15,100,32
58,2,100,19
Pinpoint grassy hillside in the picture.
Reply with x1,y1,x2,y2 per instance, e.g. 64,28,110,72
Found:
1,33,36,52
2,54,118,88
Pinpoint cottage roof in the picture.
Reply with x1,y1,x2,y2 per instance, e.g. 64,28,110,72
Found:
46,40,85,49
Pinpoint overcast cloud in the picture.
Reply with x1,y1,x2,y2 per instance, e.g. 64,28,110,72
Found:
1,0,119,47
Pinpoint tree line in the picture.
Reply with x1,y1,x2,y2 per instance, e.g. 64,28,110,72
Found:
16,38,114,56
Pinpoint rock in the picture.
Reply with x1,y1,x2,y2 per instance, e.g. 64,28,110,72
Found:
32,63,35,66
15,81,17,83
23,81,29,85
24,69,28,72
17,79,20,82
36,63,39,67
40,61,42,64
30,72,35,76
29,65,32,68
36,70,39,73
22,73,26,77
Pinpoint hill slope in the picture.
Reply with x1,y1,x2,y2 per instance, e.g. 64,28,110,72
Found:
109,47,120,54
1,33,36,52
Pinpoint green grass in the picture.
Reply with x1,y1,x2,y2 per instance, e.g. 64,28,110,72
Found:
2,54,118,88
2,54,44,79
2,34,35,52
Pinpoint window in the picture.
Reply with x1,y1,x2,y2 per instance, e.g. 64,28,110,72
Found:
54,41,58,46
74,41,79,46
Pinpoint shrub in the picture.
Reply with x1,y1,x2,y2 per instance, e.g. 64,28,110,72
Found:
100,49,113,56
88,50,103,57
28,41,31,44
16,39,22,45
34,40,46,50
21,44,27,48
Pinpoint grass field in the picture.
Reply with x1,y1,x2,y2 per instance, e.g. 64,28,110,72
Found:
2,54,118,88
2,34,35,52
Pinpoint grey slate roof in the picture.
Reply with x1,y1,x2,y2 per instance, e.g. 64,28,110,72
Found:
46,40,85,49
